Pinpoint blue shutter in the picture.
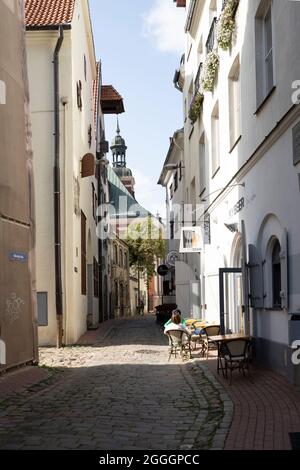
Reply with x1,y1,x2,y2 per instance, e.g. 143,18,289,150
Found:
280,229,289,310
241,220,250,333
248,244,264,309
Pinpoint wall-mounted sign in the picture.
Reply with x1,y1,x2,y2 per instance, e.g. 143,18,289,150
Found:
9,252,27,262
179,227,203,253
157,265,169,277
229,197,245,218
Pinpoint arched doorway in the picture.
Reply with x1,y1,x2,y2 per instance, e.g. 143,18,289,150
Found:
120,283,124,317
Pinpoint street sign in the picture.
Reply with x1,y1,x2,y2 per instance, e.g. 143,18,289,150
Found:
166,250,180,268
157,265,169,277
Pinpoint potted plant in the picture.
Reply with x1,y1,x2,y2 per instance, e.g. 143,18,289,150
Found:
217,0,239,51
189,93,204,124
201,51,220,92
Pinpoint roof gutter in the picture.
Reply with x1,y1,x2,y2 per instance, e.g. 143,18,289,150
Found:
53,25,64,348
26,24,71,31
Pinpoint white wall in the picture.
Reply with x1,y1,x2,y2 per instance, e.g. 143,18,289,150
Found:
176,0,300,347
26,0,100,345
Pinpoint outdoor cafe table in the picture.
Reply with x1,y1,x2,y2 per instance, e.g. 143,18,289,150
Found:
208,334,251,374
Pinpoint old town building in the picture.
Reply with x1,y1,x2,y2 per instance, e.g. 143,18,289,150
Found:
0,0,38,371
161,0,300,385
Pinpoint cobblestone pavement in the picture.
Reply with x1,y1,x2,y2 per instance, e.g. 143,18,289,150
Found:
0,316,232,450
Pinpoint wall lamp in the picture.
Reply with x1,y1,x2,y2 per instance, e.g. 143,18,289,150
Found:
164,163,185,171
200,183,245,202
96,157,110,167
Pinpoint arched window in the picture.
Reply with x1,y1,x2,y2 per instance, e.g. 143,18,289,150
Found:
272,240,282,308
114,245,118,265
115,281,119,307
119,249,123,267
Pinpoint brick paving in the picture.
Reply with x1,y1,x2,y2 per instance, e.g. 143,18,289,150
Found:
0,316,231,450
197,351,300,450
0,366,49,402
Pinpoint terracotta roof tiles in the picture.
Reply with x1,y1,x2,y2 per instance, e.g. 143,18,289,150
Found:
25,0,75,27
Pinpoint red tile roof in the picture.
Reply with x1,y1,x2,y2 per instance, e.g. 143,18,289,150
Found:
101,86,123,102
101,85,125,114
25,0,75,27
174,0,186,7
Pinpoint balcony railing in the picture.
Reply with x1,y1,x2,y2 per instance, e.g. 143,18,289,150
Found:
194,63,203,95
206,18,217,54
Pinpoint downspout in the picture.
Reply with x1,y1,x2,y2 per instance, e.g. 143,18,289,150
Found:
53,26,64,348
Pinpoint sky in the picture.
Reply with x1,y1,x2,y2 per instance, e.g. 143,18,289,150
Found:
89,0,186,218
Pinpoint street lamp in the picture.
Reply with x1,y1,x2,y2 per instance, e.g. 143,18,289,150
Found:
163,163,185,171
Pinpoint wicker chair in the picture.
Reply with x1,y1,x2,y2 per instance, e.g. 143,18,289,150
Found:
166,330,192,361
202,325,221,359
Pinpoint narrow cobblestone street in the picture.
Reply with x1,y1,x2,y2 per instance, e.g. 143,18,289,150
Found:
0,316,232,450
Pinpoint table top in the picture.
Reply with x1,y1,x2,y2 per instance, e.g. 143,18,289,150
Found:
209,334,251,343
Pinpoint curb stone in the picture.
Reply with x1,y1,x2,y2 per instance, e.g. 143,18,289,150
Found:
195,361,234,450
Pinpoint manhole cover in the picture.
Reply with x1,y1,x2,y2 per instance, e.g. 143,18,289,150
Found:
290,433,300,450
137,350,161,355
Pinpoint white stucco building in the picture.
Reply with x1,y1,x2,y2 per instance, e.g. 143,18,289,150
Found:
25,0,121,345
163,0,300,385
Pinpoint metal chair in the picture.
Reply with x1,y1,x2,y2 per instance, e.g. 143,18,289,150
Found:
166,330,192,361
220,339,251,385
190,321,206,354
202,325,221,359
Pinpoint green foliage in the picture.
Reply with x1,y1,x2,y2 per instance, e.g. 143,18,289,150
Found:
217,0,239,51
201,50,220,92
189,93,204,124
126,217,167,281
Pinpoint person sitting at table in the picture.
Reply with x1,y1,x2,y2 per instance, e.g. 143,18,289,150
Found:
164,310,191,344
164,309,187,329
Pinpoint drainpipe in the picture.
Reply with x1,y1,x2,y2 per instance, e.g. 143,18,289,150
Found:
53,26,64,348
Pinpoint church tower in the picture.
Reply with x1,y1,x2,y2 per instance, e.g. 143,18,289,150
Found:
111,120,135,197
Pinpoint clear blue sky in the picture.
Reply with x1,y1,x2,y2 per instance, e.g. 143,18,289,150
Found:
89,0,185,217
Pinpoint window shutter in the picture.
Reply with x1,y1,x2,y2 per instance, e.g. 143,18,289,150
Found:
280,229,289,310
248,244,264,309
241,220,250,333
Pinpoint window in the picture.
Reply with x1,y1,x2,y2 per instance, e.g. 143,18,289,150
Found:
272,240,282,308
229,56,241,149
119,249,123,267
124,252,128,269
174,171,178,192
115,282,119,307
211,102,220,177
255,2,275,108
170,184,174,200
37,292,48,326
81,211,87,295
179,162,183,181
264,7,274,94
77,81,82,111
170,220,175,240
93,258,99,298
114,244,118,265
199,133,206,196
